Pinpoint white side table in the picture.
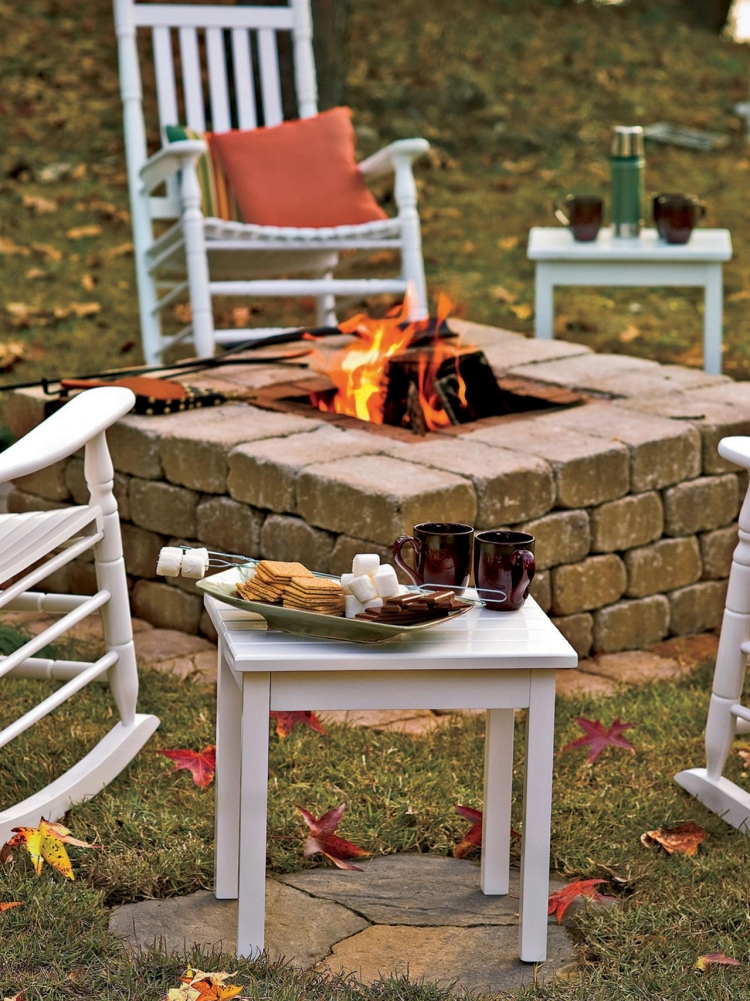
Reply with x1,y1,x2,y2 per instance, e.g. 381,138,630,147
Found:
204,595,577,965
527,226,732,374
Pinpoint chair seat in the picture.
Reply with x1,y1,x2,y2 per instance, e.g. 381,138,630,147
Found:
0,507,99,583
203,216,402,244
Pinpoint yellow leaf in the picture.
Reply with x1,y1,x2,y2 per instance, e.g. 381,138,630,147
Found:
81,274,96,291
510,303,533,320
103,242,134,261
66,225,102,240
22,194,57,214
498,236,519,251
31,242,62,262
0,237,30,257
168,989,201,1001
490,285,517,304
25,267,45,280
727,290,750,303
619,323,641,343
69,303,101,318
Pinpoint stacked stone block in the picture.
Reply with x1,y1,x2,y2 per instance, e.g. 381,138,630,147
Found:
4,322,746,658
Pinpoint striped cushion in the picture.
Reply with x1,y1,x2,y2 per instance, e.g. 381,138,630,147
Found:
165,125,242,222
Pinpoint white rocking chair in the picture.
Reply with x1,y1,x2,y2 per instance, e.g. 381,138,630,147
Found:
675,435,750,830
0,387,160,843
114,0,430,364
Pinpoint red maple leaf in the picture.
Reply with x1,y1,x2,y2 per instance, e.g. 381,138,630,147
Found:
561,717,636,764
297,803,368,871
548,878,614,922
158,745,216,788
270,711,327,738
452,805,521,858
695,952,743,971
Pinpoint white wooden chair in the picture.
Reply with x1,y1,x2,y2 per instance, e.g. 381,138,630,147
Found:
114,0,430,364
0,387,160,843
675,435,750,830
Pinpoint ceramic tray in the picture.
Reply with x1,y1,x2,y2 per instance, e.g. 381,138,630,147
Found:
197,564,472,643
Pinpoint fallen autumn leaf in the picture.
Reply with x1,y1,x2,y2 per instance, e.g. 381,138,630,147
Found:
270,710,327,738
695,952,742,971
640,821,705,857
2,818,101,880
297,803,368,870
561,717,636,764
548,878,615,923
159,746,216,788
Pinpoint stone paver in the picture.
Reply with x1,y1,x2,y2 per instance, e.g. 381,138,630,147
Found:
582,651,685,685
109,856,574,994
556,668,619,698
133,627,216,681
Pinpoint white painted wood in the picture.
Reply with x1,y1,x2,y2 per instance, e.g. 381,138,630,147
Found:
215,645,241,899
518,671,556,962
257,28,283,126
179,27,206,133
527,226,732,372
206,27,231,133
231,28,257,129
481,709,515,895
676,433,750,829
0,386,159,833
236,672,271,958
115,0,430,360
206,594,576,962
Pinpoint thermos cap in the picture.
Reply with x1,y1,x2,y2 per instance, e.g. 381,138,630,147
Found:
611,125,644,157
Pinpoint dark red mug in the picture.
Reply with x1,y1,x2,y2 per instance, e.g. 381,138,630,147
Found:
392,522,474,588
653,193,706,244
554,195,603,242
473,530,535,611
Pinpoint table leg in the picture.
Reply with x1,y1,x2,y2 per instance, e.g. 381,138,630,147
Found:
215,643,241,899
704,265,723,375
534,263,554,339
236,671,271,959
519,671,556,963
481,708,514,895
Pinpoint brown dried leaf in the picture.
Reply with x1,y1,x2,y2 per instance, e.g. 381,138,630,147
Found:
490,285,517,304
619,323,641,343
0,342,26,373
510,303,533,320
80,274,96,291
30,242,62,262
66,225,102,240
640,821,705,857
0,237,30,257
102,242,134,261
25,268,45,280
498,235,520,250
231,306,251,328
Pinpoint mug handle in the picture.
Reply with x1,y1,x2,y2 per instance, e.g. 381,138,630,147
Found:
392,536,424,586
509,549,536,605
554,205,570,227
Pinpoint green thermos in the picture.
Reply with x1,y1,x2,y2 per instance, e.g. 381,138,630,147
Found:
610,126,644,238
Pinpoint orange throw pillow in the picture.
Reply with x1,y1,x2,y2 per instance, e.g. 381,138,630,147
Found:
208,107,387,228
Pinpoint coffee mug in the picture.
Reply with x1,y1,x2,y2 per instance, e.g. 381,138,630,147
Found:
653,193,706,244
393,522,474,588
554,195,603,242
474,530,535,611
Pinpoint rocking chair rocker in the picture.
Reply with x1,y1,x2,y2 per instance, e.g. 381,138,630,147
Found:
675,435,750,830
0,388,159,843
114,0,430,363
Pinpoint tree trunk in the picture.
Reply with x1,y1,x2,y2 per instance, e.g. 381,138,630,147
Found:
311,0,351,109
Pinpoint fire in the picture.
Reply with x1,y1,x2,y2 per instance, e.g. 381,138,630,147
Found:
310,291,468,432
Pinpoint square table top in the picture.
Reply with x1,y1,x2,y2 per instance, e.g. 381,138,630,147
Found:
528,226,732,263
204,595,579,673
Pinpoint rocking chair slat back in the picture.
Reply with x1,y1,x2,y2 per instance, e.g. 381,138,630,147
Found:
231,28,258,129
257,27,284,127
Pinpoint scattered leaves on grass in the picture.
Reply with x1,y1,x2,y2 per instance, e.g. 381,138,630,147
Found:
0,237,30,257
453,806,521,857
159,745,216,788
3,994,25,1000
2,819,100,880
102,241,134,261
66,224,102,240
510,303,533,320
548,878,616,923
498,235,520,250
30,242,62,262
270,710,327,738
0,341,25,372
561,717,636,764
640,821,705,857
490,285,517,304
6,302,100,327
695,952,742,971
619,323,641,343
168,969,246,1000
297,803,368,870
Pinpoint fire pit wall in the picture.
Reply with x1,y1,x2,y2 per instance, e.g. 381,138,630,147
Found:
5,320,750,658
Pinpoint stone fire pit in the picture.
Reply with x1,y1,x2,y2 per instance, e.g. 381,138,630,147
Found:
5,319,748,658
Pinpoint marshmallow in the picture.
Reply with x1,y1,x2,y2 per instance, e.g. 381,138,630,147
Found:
341,573,355,594
345,593,366,619
363,597,383,609
349,573,378,602
181,547,210,579
156,546,183,577
352,553,380,577
372,564,399,598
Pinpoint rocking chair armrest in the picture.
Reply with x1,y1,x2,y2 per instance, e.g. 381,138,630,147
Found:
0,388,135,483
719,436,750,471
139,140,208,194
358,138,430,178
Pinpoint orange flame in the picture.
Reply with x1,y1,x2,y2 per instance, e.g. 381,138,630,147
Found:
311,291,467,431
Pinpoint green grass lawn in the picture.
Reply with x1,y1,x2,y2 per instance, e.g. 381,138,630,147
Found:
3,0,750,386
2,634,750,998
